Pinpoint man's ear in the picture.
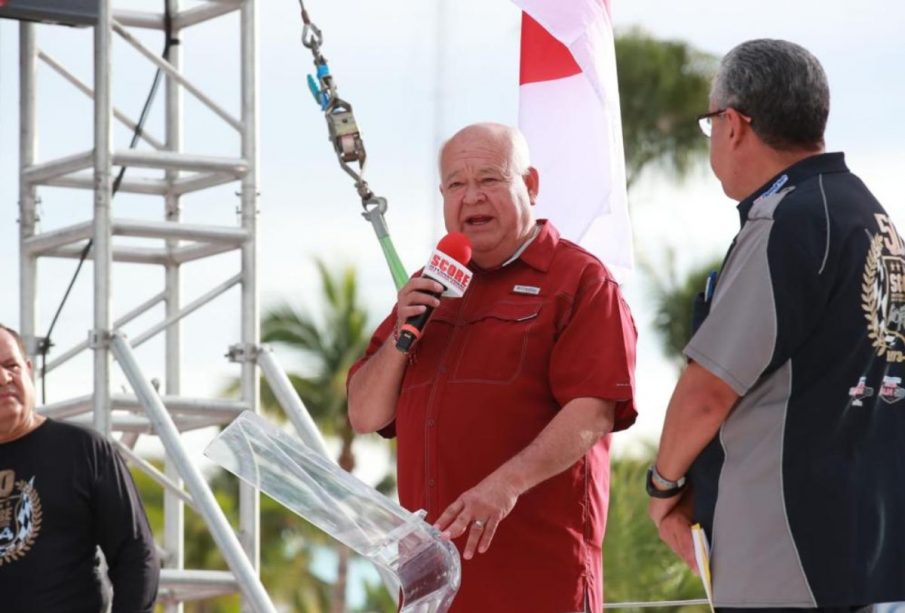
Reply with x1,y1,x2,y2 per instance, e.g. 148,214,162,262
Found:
726,108,752,149
524,167,540,204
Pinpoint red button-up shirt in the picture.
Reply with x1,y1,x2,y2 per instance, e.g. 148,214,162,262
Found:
350,221,637,612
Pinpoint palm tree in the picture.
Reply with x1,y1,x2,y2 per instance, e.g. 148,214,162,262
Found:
616,28,717,188
603,452,708,612
260,259,371,613
615,28,723,367
610,256,721,611
643,250,724,366
599,30,720,608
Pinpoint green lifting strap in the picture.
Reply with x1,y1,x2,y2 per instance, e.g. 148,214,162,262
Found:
297,0,409,290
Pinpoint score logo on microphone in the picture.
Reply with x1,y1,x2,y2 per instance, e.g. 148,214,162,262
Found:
426,251,472,297
396,232,473,352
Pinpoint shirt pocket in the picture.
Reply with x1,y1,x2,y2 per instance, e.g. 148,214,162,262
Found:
451,300,542,384
401,304,459,389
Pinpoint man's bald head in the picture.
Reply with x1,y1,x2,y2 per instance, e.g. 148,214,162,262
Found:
439,122,532,178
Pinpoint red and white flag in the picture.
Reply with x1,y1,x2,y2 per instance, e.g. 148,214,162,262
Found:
515,0,633,280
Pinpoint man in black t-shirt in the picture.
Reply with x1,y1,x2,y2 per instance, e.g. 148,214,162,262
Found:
647,40,905,611
0,323,159,612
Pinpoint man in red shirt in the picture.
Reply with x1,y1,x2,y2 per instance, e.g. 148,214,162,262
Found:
348,122,637,612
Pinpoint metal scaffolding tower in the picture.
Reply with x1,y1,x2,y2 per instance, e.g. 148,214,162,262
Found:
12,1,281,610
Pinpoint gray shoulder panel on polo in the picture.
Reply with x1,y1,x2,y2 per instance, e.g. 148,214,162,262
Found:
683,188,795,395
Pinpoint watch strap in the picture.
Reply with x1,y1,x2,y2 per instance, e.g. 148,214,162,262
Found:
646,465,687,498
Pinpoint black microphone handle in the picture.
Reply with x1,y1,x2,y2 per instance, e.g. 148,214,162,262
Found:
395,288,443,352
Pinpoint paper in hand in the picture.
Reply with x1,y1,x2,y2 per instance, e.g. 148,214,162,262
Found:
691,523,715,612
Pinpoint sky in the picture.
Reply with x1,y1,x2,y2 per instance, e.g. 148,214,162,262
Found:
1,0,904,468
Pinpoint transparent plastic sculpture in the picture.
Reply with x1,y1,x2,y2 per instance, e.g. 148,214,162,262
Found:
204,411,461,612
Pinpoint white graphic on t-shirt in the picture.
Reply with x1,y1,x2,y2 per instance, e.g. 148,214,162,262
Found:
848,376,875,407
0,472,43,566
863,216,905,363
879,376,905,404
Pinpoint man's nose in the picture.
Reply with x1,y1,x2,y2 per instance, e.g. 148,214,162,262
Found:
0,368,10,384
462,183,485,205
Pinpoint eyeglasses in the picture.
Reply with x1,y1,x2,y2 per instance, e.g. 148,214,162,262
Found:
697,109,726,137
696,107,752,138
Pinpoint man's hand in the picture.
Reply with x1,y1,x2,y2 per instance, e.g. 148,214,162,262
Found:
648,492,682,529
432,397,614,561
433,473,520,560
650,491,697,571
396,277,444,333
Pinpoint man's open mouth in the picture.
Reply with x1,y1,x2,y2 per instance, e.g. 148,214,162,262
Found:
465,215,493,226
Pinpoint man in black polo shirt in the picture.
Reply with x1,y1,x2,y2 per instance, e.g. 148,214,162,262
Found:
647,39,905,611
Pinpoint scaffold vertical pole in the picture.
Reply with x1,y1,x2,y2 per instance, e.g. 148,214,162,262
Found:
164,1,185,610
93,0,114,436
239,2,262,611
18,21,37,356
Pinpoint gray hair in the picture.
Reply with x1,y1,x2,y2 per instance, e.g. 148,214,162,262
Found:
439,122,532,177
711,39,829,150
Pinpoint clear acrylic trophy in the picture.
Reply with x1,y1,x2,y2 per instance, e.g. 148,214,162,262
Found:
204,411,460,612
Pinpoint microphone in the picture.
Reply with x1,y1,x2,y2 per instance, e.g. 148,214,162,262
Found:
396,232,473,352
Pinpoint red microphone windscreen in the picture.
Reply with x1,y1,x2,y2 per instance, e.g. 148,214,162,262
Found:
436,232,472,264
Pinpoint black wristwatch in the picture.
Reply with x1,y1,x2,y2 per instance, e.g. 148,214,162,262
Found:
645,465,687,498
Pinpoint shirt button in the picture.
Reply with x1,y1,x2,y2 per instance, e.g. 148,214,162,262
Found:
426,418,436,428
428,479,436,487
